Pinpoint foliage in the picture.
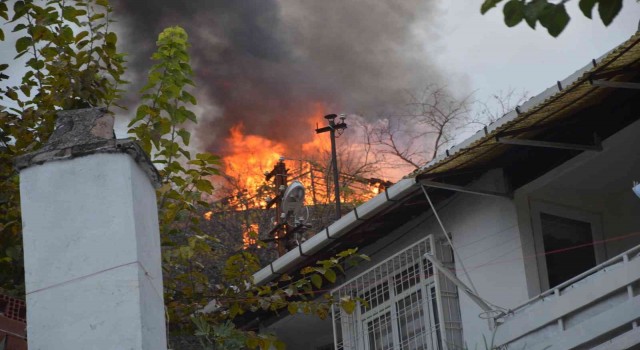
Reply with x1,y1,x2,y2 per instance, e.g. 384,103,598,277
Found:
1,3,369,349
0,0,125,295
125,23,370,350
191,248,369,350
481,0,630,37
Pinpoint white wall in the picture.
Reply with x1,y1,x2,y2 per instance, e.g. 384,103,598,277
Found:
425,171,526,347
515,118,640,297
340,170,527,347
20,153,166,350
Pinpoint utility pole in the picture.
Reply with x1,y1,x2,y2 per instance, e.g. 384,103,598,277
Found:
315,114,347,220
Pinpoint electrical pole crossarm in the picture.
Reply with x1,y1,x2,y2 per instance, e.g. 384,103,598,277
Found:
315,114,347,220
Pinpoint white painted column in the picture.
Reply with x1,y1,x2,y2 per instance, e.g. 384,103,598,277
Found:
15,108,167,350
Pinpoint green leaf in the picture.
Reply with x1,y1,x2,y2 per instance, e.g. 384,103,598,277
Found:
0,29,4,41
274,340,286,350
341,298,356,314
598,0,622,26
287,303,298,315
62,6,79,23
12,24,27,33
5,89,17,100
177,129,190,146
194,179,213,193
20,85,31,97
105,32,117,45
96,0,110,7
89,13,106,21
524,0,547,28
75,31,89,43
0,2,7,20
579,0,598,19
324,268,336,283
481,0,504,14
15,36,31,53
229,302,241,318
310,274,322,289
539,3,570,37
40,47,58,59
503,0,525,27
60,26,74,42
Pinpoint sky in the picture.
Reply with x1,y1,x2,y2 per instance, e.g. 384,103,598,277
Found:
433,0,640,103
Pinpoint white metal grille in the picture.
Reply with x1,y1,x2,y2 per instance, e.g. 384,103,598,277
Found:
331,235,463,350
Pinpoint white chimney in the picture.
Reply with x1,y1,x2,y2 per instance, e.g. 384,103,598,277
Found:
15,108,167,350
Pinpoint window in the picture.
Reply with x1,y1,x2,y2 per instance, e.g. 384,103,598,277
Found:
531,202,605,290
331,236,462,350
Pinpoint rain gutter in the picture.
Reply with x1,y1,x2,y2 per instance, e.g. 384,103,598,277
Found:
253,177,417,285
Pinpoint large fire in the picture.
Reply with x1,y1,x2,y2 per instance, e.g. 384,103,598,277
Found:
221,123,285,197
212,105,389,207
203,103,392,252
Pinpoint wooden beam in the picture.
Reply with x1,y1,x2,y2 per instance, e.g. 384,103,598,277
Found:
416,166,499,181
496,119,581,137
496,136,602,152
591,79,640,90
419,180,512,199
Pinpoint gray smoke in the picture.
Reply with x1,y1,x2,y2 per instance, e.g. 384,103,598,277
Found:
113,0,442,154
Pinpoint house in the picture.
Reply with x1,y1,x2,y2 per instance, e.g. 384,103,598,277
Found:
248,31,640,349
0,294,27,350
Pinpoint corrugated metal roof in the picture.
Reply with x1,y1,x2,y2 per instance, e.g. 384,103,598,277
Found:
409,31,640,179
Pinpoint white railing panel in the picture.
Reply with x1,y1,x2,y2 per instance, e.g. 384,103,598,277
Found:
495,243,640,349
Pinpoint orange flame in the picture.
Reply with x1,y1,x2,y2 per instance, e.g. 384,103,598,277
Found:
217,103,387,211
218,123,286,207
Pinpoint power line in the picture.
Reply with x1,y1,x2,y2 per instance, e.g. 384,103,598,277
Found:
196,230,640,304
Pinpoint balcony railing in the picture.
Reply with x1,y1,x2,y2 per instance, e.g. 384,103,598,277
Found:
494,243,640,350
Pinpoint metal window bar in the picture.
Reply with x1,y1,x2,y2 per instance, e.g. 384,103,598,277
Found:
331,235,463,350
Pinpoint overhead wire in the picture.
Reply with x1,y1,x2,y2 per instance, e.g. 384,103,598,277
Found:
191,229,640,306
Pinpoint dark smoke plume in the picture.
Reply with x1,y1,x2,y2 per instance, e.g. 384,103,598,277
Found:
113,0,442,154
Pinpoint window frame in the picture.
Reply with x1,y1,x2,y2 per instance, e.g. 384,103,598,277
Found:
358,258,440,350
530,201,606,291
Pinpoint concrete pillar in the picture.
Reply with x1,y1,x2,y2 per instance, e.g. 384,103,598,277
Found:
14,108,167,350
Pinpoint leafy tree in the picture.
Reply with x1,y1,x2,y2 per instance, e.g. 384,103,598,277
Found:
1,2,366,349
0,0,125,296
481,0,632,37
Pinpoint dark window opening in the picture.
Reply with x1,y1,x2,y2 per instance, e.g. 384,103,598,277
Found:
541,213,596,288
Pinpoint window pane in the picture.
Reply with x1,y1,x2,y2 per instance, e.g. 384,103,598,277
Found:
394,263,420,295
361,282,390,313
367,312,394,350
396,291,428,350
540,213,596,287
423,258,434,280
430,287,442,350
